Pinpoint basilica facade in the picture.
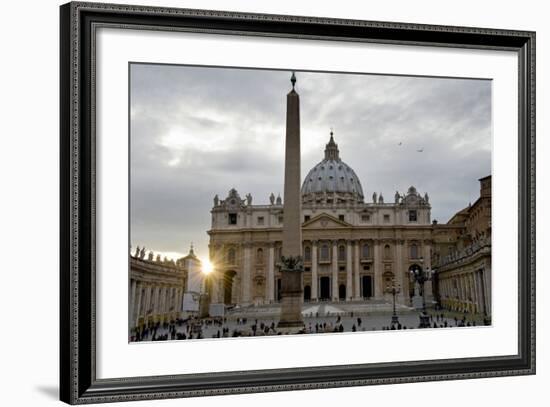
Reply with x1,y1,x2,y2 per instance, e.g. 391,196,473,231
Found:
207,132,434,307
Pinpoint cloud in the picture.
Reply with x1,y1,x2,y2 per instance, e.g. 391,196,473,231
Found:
130,64,491,258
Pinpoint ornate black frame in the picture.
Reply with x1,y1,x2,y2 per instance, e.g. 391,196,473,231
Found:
60,2,536,404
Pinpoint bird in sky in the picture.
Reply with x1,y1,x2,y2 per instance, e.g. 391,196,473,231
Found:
417,148,424,152
398,142,402,146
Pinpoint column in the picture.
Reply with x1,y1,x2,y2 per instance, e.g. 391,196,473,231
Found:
402,241,410,304
464,275,470,312
311,241,318,300
211,274,219,304
144,285,151,316
163,286,168,313
267,244,275,302
134,282,142,326
459,276,466,310
423,242,433,303
176,288,182,312
473,272,481,313
353,241,360,299
468,273,476,313
159,286,165,317
129,279,137,329
153,286,160,315
242,244,252,304
346,240,352,301
395,240,405,302
484,266,491,316
331,241,338,300
477,270,486,315
374,242,383,299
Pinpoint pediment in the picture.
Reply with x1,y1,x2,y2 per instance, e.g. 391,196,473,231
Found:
302,213,351,229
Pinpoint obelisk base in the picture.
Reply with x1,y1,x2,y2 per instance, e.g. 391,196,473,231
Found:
277,269,304,332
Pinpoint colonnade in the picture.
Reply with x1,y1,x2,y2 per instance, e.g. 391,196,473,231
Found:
438,267,491,316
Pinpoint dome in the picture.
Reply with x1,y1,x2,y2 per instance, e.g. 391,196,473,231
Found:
301,132,364,202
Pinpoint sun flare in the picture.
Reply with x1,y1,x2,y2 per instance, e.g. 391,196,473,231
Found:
201,258,214,275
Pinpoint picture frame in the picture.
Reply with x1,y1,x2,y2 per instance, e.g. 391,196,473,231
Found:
60,1,535,404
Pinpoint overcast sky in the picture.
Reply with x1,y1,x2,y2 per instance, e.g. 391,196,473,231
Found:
130,64,491,261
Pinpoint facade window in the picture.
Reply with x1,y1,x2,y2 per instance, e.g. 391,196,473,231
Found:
227,248,236,264
304,215,310,222
362,244,370,259
383,214,390,223
384,244,391,259
338,214,345,222
338,245,346,261
278,216,283,224
408,210,417,222
257,216,264,225
228,213,237,225
320,244,330,261
410,244,418,259
304,246,312,262
361,214,370,223
256,248,264,263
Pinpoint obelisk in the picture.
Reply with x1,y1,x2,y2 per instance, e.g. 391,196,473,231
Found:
277,72,304,330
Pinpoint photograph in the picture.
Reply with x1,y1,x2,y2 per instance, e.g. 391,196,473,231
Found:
128,64,493,343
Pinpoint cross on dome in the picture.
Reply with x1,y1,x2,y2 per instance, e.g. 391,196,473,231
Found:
324,129,340,160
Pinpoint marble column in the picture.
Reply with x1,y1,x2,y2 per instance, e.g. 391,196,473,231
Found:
475,271,483,314
471,274,477,312
484,267,491,316
422,243,433,304
311,241,318,300
129,279,137,329
331,241,338,300
144,285,151,316
346,240,353,301
137,283,144,324
267,244,275,303
133,283,141,324
395,240,405,302
177,288,183,312
159,286,165,316
374,242,383,299
242,244,252,304
353,241,360,299
460,275,466,311
153,286,160,315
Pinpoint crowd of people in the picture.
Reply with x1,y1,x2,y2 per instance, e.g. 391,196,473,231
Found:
129,311,489,343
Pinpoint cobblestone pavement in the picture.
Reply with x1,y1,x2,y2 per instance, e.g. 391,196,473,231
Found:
131,305,487,342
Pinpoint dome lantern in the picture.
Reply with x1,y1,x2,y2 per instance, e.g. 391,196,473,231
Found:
301,130,364,204
324,129,340,161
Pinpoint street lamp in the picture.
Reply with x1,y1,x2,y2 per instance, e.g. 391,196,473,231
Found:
409,257,432,328
388,279,401,327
